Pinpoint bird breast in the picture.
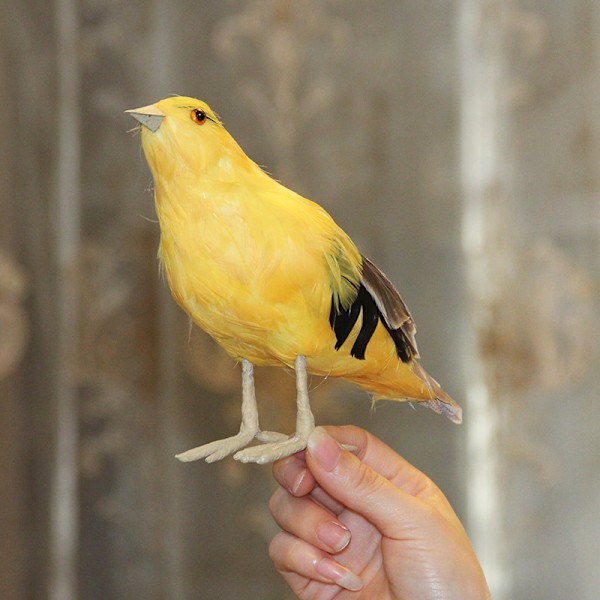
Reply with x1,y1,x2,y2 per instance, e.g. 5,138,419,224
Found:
154,177,334,362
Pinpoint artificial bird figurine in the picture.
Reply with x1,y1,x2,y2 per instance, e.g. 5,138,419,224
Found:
127,96,461,465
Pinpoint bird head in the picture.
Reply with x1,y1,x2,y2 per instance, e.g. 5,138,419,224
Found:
126,96,247,179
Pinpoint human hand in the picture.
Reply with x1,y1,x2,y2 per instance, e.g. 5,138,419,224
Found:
268,425,490,599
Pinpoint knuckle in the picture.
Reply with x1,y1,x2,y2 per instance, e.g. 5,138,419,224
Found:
350,461,386,498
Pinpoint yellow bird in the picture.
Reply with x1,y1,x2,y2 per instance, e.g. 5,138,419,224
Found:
127,96,461,464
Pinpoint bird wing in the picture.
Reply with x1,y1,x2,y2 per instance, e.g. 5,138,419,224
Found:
328,250,419,363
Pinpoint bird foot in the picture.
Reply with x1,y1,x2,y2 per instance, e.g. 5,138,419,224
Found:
176,430,257,463
175,429,291,463
255,430,290,443
177,429,358,464
234,433,310,465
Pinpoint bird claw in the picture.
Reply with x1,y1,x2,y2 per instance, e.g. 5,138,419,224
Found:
234,434,309,465
175,429,294,463
176,428,358,464
175,431,257,463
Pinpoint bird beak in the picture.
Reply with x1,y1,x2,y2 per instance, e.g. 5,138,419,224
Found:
125,104,165,132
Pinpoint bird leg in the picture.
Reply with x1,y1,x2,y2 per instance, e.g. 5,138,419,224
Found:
234,355,315,464
176,359,285,463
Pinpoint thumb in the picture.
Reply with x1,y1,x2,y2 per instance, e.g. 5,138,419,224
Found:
306,427,423,538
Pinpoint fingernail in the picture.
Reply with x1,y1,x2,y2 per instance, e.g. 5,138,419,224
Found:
291,468,306,495
282,461,307,495
307,427,341,472
316,557,363,591
317,521,351,553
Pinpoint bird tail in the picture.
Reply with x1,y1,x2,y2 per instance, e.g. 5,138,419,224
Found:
410,362,462,424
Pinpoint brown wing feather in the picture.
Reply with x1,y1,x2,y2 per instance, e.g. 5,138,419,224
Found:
360,256,420,359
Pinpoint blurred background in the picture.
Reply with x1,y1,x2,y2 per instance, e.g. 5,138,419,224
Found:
1,0,599,598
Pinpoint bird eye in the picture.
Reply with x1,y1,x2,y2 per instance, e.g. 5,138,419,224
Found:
191,108,207,125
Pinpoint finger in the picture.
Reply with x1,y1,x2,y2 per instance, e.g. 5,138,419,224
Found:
272,452,344,514
319,425,443,501
274,426,435,499
269,531,363,592
269,487,351,554
310,486,345,516
306,427,443,539
272,451,316,497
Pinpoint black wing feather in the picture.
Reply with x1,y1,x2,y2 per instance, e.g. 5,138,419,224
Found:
349,288,379,359
329,294,362,350
329,255,419,363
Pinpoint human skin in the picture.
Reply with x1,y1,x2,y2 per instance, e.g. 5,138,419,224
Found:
268,425,491,599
